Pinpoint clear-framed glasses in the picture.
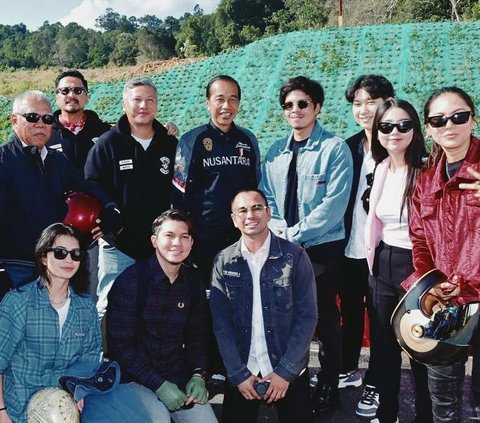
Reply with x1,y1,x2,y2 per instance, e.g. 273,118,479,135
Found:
232,204,268,219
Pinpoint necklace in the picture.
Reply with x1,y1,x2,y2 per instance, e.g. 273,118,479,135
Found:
48,287,70,306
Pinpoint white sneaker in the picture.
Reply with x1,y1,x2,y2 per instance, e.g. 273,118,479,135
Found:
338,370,362,388
309,373,318,387
370,419,398,423
356,384,380,418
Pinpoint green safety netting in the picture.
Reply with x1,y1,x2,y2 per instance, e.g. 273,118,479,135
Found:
1,21,479,156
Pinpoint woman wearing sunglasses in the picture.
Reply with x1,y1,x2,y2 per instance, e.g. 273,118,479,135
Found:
402,87,479,421
0,223,100,422
365,98,429,423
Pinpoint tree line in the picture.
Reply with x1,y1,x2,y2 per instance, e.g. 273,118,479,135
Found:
1,0,479,69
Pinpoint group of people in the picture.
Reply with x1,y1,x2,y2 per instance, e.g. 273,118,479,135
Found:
0,68,478,423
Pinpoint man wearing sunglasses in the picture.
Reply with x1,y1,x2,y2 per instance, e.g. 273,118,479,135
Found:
0,91,120,290
47,69,112,176
259,76,353,414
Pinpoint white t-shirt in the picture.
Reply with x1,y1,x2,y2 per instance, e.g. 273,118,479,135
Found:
345,148,375,258
376,166,412,250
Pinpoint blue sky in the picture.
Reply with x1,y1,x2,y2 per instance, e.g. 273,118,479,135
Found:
0,0,221,30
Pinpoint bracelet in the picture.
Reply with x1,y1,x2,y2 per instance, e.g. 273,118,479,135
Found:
192,369,209,381
0,407,6,411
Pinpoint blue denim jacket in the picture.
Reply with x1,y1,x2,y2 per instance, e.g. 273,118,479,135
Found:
259,121,353,247
210,233,317,386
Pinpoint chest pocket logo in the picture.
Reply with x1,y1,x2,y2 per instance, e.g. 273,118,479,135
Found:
203,137,213,152
160,157,171,175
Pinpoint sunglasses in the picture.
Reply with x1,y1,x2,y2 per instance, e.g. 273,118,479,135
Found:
361,172,374,213
281,99,312,111
56,86,86,96
46,247,84,262
377,120,414,134
233,204,268,218
426,111,472,128
16,112,55,125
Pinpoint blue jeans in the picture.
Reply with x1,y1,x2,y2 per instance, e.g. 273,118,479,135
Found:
96,239,135,318
4,260,35,288
427,357,466,422
127,382,218,423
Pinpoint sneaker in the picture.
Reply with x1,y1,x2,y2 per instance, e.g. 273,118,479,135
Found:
370,419,398,423
309,373,318,388
356,384,380,418
338,370,362,388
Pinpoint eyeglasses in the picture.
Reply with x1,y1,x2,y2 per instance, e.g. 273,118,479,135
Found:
426,111,472,128
377,120,414,134
232,204,268,218
361,172,374,213
281,99,312,111
46,247,84,261
15,113,55,125
56,86,86,96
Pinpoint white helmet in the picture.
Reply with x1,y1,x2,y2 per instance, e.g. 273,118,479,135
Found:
27,388,79,423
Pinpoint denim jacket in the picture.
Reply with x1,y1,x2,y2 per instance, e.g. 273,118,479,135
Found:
209,232,317,386
259,121,353,247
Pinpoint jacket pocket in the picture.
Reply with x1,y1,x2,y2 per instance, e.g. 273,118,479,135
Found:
273,277,293,313
301,173,326,203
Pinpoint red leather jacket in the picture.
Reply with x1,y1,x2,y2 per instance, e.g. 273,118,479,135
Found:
402,136,480,305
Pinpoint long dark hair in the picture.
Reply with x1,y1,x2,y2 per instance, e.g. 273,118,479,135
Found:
424,86,477,167
371,98,427,217
34,223,89,294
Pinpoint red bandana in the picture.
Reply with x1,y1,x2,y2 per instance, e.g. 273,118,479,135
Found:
59,115,86,134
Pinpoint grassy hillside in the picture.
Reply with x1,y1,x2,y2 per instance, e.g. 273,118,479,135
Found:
1,21,479,155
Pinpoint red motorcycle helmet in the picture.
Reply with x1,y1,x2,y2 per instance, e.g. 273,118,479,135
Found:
63,192,102,239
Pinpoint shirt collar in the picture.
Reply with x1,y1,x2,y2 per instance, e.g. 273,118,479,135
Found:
240,232,271,257
20,139,48,161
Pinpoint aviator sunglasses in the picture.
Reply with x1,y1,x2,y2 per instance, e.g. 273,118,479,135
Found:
281,99,312,111
426,111,472,128
377,120,414,134
56,86,86,96
15,112,55,125
46,247,84,262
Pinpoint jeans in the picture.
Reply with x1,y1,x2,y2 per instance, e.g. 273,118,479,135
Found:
128,382,218,423
4,260,35,288
96,239,135,318
222,370,313,423
427,357,466,422
369,242,431,422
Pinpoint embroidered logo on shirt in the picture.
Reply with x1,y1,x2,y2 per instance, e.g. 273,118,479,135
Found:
119,159,133,171
223,270,241,277
74,332,86,338
235,142,251,151
177,302,185,309
203,137,213,152
49,143,63,152
160,157,170,175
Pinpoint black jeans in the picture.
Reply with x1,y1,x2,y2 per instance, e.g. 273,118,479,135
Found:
314,258,341,387
369,242,432,423
222,370,313,423
337,256,376,384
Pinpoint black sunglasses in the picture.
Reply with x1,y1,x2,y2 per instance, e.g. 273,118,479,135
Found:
361,172,374,213
281,99,312,111
377,120,414,134
16,113,55,125
56,86,86,96
426,111,472,128
46,247,84,262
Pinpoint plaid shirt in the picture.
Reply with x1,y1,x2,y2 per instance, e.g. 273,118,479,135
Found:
106,256,210,391
0,280,101,423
